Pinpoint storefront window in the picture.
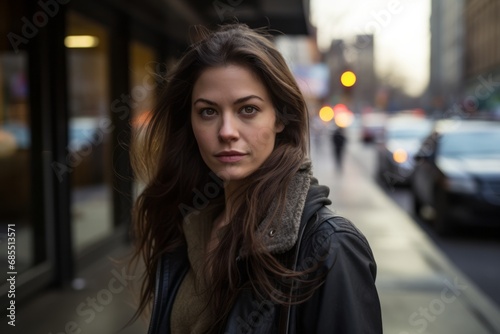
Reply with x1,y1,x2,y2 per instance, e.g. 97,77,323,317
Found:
130,41,157,197
0,51,33,276
66,11,113,252
130,41,157,121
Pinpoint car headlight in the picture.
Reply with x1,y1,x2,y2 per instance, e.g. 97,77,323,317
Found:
392,148,408,164
444,177,477,194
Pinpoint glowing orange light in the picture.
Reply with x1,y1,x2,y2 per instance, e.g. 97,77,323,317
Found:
340,71,356,87
333,103,348,112
335,111,354,128
319,106,334,122
393,149,408,163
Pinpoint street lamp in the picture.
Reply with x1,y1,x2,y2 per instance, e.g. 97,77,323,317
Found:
340,70,356,88
339,70,357,104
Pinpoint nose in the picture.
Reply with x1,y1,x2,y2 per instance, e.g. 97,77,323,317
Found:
218,113,239,142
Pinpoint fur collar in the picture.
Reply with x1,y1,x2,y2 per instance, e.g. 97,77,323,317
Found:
257,161,312,254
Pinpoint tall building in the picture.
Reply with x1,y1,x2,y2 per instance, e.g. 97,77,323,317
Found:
429,0,465,112
324,39,348,103
322,35,375,114
430,0,500,117
352,35,376,111
464,0,500,116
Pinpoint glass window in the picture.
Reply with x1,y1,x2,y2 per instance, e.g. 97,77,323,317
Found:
66,11,113,252
130,41,157,121
0,51,33,275
130,41,157,197
439,130,500,156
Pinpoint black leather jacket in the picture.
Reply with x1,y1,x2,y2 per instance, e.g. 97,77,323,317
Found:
147,181,383,334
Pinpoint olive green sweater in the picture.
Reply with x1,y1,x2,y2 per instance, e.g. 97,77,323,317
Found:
170,206,219,334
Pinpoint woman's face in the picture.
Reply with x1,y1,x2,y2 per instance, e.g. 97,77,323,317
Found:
191,64,284,184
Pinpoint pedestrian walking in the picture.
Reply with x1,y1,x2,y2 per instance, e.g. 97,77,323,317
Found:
129,24,382,334
332,126,347,170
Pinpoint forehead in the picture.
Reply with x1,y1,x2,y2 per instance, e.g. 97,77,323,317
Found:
192,64,270,100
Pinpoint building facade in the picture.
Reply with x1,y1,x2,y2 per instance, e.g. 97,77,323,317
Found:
429,0,465,113
464,0,500,116
430,0,500,117
322,35,375,114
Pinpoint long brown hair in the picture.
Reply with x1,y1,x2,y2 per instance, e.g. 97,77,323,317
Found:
130,24,313,331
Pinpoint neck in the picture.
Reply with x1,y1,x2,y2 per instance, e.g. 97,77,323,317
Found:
213,179,242,230
208,187,234,254
224,178,242,213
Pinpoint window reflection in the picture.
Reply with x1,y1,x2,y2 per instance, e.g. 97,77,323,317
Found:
67,11,113,252
0,52,33,275
130,41,157,120
130,41,157,197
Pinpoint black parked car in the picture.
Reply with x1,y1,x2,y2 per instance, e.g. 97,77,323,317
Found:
411,119,500,235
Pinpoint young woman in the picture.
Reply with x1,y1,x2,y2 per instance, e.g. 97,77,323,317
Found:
130,24,382,334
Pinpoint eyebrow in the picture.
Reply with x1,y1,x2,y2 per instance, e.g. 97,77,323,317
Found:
193,95,264,106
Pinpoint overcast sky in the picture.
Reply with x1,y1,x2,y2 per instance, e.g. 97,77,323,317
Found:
310,0,431,97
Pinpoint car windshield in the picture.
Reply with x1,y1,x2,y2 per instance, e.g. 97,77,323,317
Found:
362,113,386,126
387,127,431,140
439,130,500,156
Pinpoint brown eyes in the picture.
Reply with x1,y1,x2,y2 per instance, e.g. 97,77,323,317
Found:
199,109,217,117
198,106,259,119
241,106,258,115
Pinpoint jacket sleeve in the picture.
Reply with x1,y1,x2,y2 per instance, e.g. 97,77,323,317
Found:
295,216,383,334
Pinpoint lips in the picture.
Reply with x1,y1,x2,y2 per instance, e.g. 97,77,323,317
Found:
214,150,247,163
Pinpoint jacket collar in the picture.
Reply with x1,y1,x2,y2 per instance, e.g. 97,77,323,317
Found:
257,161,313,254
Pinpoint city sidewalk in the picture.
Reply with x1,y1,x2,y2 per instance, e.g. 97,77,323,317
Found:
311,131,500,334
6,244,148,334
7,133,500,334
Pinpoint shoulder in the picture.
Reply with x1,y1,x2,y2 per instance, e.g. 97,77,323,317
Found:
297,207,376,274
304,207,371,248
294,207,383,333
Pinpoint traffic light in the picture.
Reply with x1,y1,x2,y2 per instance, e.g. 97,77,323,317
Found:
340,70,356,99
340,70,356,88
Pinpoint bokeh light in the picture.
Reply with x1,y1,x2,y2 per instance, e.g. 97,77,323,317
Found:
340,71,356,87
319,106,334,122
393,149,408,164
334,110,354,128
333,103,348,112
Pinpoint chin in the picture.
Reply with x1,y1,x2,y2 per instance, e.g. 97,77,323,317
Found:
211,166,253,184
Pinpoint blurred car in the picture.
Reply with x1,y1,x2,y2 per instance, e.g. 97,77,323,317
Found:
376,115,433,185
411,120,500,235
360,111,387,143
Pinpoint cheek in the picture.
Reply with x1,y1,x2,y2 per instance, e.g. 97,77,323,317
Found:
250,126,277,152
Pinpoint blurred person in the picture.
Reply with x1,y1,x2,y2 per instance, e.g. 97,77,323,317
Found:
310,114,325,148
129,24,382,334
332,126,347,170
